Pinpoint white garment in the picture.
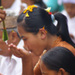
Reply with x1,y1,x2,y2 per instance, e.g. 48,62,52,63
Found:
17,39,24,49
43,0,48,3
58,0,63,5
62,10,75,43
0,39,24,75
4,0,21,16
0,56,22,75
62,0,75,4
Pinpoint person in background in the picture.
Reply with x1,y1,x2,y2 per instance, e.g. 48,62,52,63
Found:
21,0,46,8
0,28,23,75
62,0,75,43
43,0,64,13
8,5,75,75
41,47,75,75
0,10,23,74
1,0,21,16
20,0,47,14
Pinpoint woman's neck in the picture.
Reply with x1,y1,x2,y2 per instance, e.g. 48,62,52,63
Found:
46,35,58,50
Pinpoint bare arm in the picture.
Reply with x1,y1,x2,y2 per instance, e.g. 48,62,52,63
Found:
22,57,33,75
9,44,34,75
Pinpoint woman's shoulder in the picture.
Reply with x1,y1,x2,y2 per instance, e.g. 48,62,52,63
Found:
56,40,75,56
52,37,75,56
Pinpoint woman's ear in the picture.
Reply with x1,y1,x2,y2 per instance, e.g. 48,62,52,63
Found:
11,31,19,43
12,31,18,39
8,31,20,45
39,28,47,40
58,68,65,75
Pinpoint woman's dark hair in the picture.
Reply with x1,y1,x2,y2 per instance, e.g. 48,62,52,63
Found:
41,47,75,75
54,12,75,47
34,0,47,8
17,6,75,47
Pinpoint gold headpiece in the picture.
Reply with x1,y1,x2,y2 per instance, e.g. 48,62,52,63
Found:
23,5,37,17
45,7,51,13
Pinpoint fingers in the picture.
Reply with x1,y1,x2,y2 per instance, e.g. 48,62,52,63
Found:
18,48,29,57
42,50,47,55
0,73,3,75
9,43,24,58
0,9,5,14
40,50,47,59
0,9,6,21
0,39,6,45
0,14,6,21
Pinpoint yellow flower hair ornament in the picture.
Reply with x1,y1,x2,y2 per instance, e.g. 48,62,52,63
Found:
45,7,55,22
43,27,47,33
45,7,51,13
23,5,37,17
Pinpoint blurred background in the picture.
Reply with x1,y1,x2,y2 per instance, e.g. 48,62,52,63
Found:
0,0,75,43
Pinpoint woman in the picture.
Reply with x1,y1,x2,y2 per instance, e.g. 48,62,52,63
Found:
41,47,75,75
62,0,75,43
9,5,75,75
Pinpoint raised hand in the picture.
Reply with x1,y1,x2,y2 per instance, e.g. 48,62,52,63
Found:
9,43,31,59
0,9,6,22
0,40,11,56
9,43,33,75
0,73,3,75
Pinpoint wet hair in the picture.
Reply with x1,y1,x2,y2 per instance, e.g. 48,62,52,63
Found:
17,6,75,47
41,47,75,75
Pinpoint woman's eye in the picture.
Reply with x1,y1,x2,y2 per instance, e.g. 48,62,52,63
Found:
23,38,27,41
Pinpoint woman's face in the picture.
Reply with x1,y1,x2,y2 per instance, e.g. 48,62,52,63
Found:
40,60,70,75
18,26,46,56
64,3,75,18
40,61,58,75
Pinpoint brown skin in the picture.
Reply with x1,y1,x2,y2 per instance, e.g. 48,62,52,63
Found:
20,0,35,14
0,31,15,56
0,30,20,56
17,26,58,56
0,39,12,56
0,9,6,22
21,0,34,6
1,0,15,8
0,73,3,75
40,60,70,75
0,30,3,39
9,43,33,75
64,3,75,18
7,31,20,46
9,25,58,75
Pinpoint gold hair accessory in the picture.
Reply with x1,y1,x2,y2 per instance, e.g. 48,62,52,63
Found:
45,7,51,13
23,5,37,17
42,27,47,33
